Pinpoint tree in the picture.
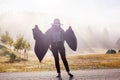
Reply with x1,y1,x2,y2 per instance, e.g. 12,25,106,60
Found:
1,31,14,47
14,35,31,59
14,35,24,51
23,40,31,59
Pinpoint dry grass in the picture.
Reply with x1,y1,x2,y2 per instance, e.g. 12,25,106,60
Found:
67,53,120,69
0,53,120,72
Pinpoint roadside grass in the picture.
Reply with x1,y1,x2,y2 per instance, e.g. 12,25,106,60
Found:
0,52,120,72
68,53,120,69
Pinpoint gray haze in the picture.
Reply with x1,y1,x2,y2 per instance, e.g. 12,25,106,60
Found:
0,12,120,54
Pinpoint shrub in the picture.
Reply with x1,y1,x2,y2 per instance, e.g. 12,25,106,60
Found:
106,49,116,54
9,53,16,63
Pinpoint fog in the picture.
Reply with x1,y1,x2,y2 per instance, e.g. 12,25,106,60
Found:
0,12,120,54
0,0,120,54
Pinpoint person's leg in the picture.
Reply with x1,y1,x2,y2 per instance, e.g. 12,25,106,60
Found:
58,42,73,77
51,43,61,77
58,42,69,72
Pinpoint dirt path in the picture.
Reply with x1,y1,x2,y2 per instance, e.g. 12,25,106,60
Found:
0,69,120,80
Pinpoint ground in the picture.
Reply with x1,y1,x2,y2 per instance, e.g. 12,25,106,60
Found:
0,69,120,80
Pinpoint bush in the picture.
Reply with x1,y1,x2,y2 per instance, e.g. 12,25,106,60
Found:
106,49,116,54
118,50,120,53
9,53,16,63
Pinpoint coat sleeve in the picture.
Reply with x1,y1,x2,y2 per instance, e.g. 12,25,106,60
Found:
45,29,51,46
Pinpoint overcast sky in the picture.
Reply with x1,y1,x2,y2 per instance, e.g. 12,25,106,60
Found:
0,0,120,20
0,0,120,34
0,0,120,32
0,0,120,53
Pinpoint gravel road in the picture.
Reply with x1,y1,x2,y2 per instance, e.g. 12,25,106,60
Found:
0,69,120,80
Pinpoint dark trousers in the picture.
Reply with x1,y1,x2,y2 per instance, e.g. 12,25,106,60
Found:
51,42,70,73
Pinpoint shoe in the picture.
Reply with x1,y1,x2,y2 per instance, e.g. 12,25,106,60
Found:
68,73,73,78
56,73,61,78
